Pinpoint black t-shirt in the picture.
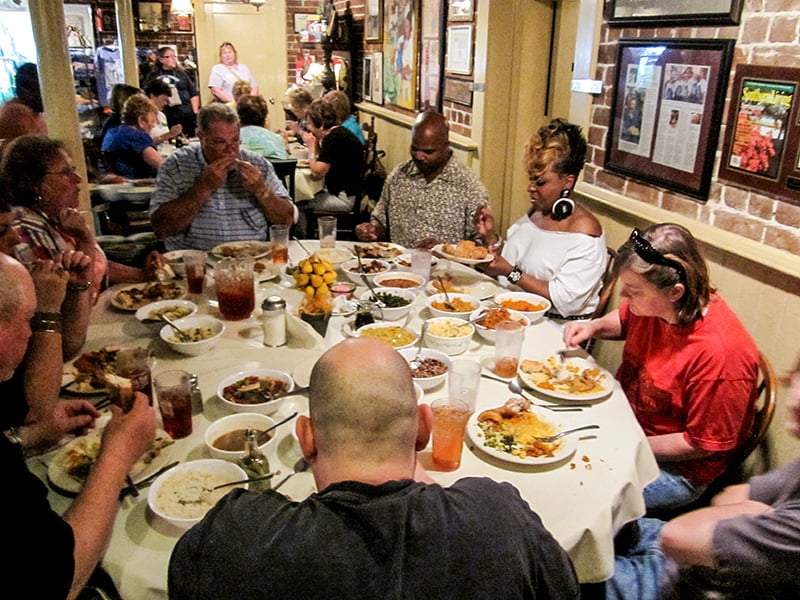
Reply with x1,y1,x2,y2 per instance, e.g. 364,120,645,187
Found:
317,125,364,198
169,477,580,599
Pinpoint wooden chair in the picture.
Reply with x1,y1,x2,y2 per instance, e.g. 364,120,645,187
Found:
584,247,619,354
268,158,297,201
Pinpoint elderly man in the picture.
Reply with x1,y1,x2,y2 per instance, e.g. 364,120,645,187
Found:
150,104,295,251
1,254,156,599
169,338,579,599
356,110,495,249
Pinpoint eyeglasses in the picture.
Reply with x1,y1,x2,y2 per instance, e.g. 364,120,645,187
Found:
46,165,79,177
629,228,687,283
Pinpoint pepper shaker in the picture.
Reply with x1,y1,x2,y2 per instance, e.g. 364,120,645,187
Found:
261,295,287,347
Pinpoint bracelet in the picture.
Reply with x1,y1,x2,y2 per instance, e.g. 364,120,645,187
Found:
30,311,63,333
488,237,503,252
67,281,91,292
507,265,523,285
308,153,316,161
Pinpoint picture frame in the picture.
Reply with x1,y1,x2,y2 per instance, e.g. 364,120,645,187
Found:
448,0,473,22
366,0,382,42
294,13,316,34
64,4,95,50
604,38,735,201
608,0,744,27
445,24,472,76
383,0,418,110
371,51,384,105
362,55,373,102
718,65,800,206
137,2,163,32
419,0,445,111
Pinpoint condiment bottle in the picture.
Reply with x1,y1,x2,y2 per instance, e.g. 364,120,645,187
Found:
237,428,269,478
355,301,376,329
261,296,287,347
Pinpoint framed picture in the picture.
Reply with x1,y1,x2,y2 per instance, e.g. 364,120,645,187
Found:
604,38,735,201
137,2,163,32
294,13,315,33
362,55,373,102
718,65,800,206
366,0,382,42
371,51,384,105
608,0,744,27
448,0,473,22
445,24,472,76
383,0,418,110
419,0,445,111
64,4,95,50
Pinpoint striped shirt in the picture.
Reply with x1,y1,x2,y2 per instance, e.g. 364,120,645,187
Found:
149,143,292,251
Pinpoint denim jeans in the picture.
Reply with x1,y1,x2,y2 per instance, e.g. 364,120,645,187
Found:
643,466,706,517
607,518,667,600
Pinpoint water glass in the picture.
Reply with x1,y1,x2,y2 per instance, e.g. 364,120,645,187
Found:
448,359,482,413
409,248,432,282
494,321,525,378
270,224,290,265
318,215,337,248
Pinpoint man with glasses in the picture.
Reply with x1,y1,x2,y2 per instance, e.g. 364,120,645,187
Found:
150,104,295,251
143,47,200,137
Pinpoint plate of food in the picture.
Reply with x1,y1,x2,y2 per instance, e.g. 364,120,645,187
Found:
48,415,175,494
62,347,121,395
353,241,406,260
210,240,272,260
135,299,197,323
467,397,577,465
433,241,493,265
517,355,612,402
111,281,186,311
253,258,280,281
425,274,500,300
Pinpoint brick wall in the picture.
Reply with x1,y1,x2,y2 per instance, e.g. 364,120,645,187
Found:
587,0,800,254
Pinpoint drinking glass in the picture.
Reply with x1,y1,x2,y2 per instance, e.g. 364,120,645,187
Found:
409,248,432,282
448,359,482,413
214,257,255,320
183,250,206,294
430,397,471,471
318,215,337,248
154,370,193,439
270,224,290,265
115,347,153,403
494,321,525,378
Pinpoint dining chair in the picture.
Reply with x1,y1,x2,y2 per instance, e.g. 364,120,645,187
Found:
584,246,619,354
268,158,298,201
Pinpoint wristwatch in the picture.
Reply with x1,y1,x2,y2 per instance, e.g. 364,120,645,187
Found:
507,265,523,284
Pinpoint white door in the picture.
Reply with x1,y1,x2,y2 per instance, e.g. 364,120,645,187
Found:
197,0,288,128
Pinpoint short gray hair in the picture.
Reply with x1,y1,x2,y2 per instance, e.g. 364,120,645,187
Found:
197,103,239,135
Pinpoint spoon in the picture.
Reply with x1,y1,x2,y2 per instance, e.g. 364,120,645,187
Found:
292,236,312,256
437,275,456,311
256,411,299,444
506,377,583,412
162,315,192,341
272,457,310,491
211,471,277,491
408,321,427,370
533,424,600,443
257,385,310,404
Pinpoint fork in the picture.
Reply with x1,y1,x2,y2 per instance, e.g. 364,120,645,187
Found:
534,424,600,443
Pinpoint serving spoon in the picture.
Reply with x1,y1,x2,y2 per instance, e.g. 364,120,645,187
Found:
161,315,192,342
257,386,310,404
437,275,457,311
408,321,427,370
272,457,310,492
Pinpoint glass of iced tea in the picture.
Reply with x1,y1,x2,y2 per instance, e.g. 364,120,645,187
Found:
154,370,193,439
494,320,525,378
183,250,206,294
430,397,471,471
270,224,290,265
115,347,153,403
214,257,255,320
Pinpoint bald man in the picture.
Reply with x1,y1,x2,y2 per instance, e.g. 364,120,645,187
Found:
356,110,495,249
1,254,156,600
169,338,579,600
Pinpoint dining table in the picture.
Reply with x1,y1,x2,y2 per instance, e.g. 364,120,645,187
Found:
28,239,658,598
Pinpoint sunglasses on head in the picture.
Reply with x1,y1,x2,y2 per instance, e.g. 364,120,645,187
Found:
629,228,687,283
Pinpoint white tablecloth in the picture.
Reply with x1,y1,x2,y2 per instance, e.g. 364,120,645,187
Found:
30,240,658,597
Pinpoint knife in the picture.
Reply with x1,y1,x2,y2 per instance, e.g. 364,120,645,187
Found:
119,461,180,500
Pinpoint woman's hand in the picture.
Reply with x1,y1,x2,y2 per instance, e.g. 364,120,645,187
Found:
142,251,166,281
57,207,94,244
301,131,317,152
481,254,512,278
59,249,93,287
563,321,595,347
474,205,495,237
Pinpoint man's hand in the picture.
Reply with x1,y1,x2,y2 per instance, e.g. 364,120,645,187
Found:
355,222,379,241
198,155,238,193
235,159,270,198
21,399,100,452
29,259,68,312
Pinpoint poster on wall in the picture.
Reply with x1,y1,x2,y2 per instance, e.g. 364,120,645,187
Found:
419,0,444,111
383,0,418,110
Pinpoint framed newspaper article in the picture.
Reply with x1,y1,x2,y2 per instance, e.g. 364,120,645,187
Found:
718,65,800,206
608,0,744,27
604,38,734,201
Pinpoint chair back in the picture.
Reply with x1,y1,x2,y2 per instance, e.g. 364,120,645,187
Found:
584,246,619,354
737,352,777,462
269,158,297,201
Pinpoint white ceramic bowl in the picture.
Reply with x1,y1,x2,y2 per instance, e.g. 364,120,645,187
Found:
397,347,452,390
159,315,224,356
136,299,198,323
470,306,530,343
217,368,295,415
163,250,189,277
147,459,248,529
340,258,392,285
423,317,475,356
373,271,426,292
493,291,551,322
204,413,277,462
316,247,354,269
358,287,416,322
355,322,418,350
426,292,481,320
414,382,424,403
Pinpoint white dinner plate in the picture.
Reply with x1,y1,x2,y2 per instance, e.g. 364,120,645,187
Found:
48,417,174,494
110,282,186,311
517,356,613,402
61,372,107,396
210,240,272,260
353,241,406,259
467,408,578,466
432,243,494,266
254,258,280,282
134,299,198,323
425,278,500,300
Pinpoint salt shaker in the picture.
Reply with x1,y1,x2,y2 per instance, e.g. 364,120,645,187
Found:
261,295,287,347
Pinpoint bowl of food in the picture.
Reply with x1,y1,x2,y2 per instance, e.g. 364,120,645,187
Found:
426,293,481,320
147,459,248,529
423,317,475,356
204,412,277,462
136,299,197,323
216,367,295,415
493,291,551,322
316,247,353,269
340,258,391,285
359,287,416,321
470,306,531,343
159,315,224,356
355,322,417,350
397,347,452,390
373,271,426,291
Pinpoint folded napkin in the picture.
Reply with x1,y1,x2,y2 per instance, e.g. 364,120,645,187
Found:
286,311,325,350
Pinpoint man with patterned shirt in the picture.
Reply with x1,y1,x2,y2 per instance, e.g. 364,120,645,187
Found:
356,110,495,249
150,104,295,251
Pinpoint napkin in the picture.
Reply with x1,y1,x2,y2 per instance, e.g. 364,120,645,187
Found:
287,311,325,350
